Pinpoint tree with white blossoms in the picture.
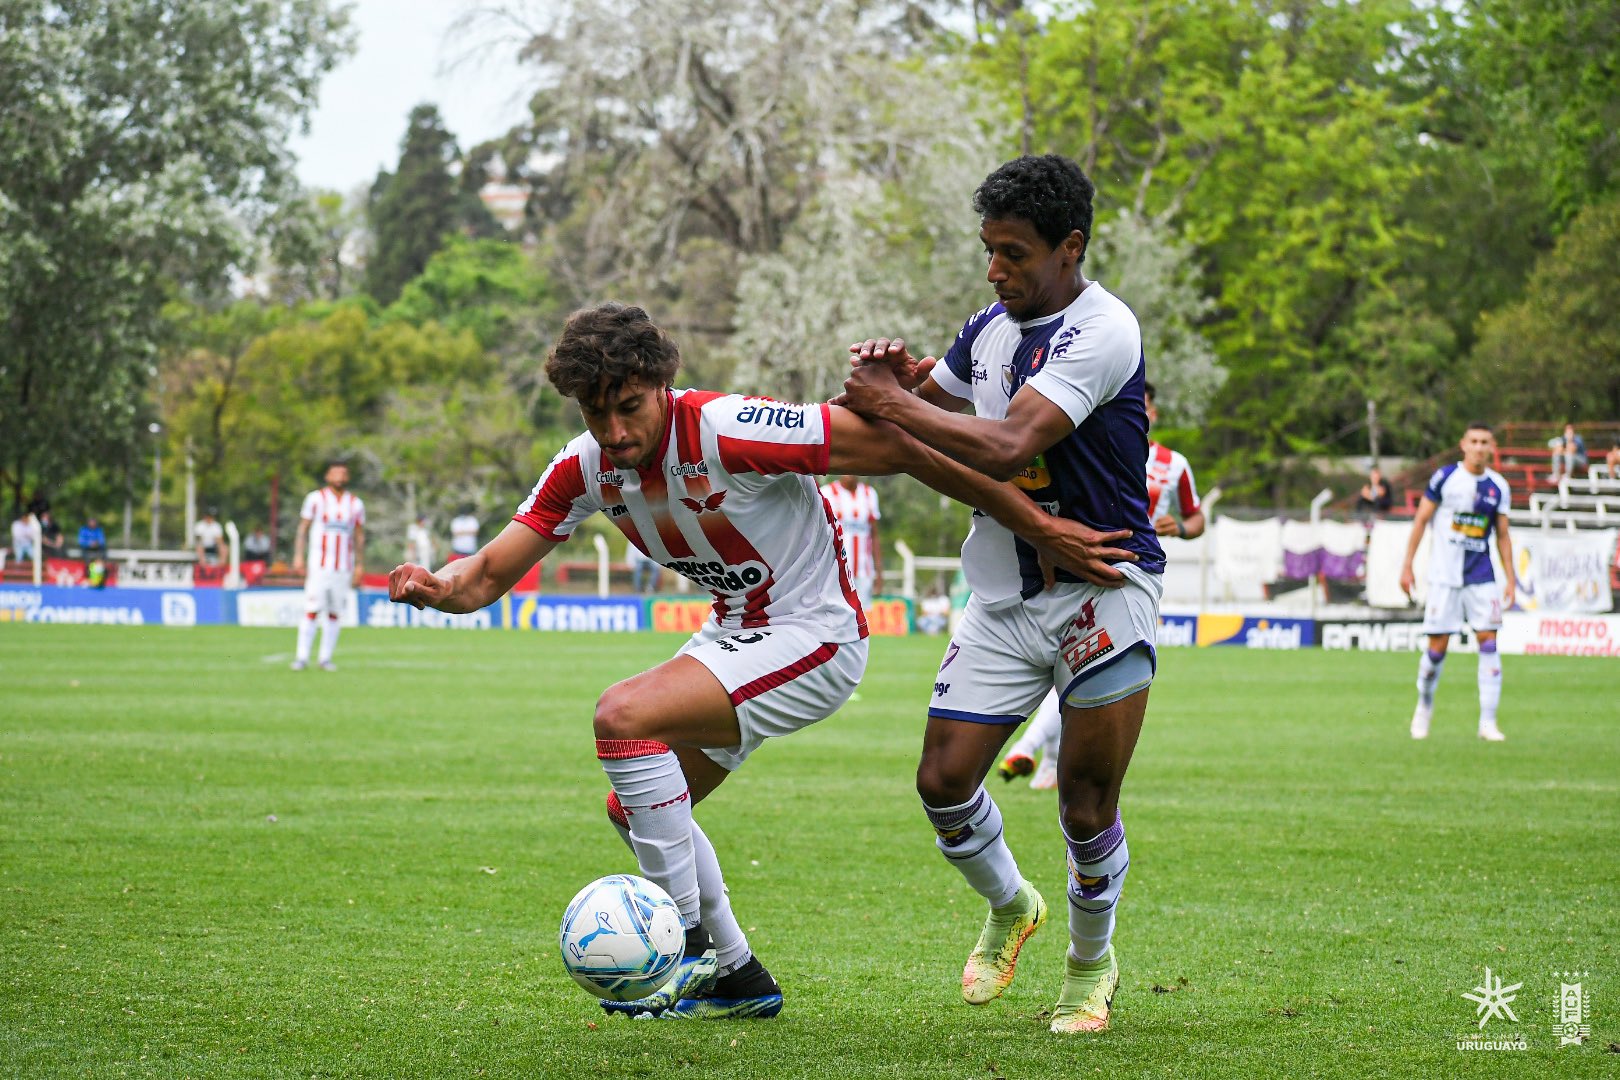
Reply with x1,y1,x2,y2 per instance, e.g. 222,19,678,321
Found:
0,0,351,510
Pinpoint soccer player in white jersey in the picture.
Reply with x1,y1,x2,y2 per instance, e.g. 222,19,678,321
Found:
839,155,1164,1034
291,462,365,672
1399,422,1516,741
1001,380,1204,790
387,302,1132,1020
819,474,883,604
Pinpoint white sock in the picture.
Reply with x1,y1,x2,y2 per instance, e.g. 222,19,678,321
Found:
295,616,318,662
1009,690,1063,762
1065,809,1129,963
605,800,751,973
1478,645,1502,729
1416,649,1445,709
317,616,340,663
924,787,1022,908
598,740,700,926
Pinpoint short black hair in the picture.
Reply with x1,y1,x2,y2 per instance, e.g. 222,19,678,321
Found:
1464,420,1494,436
546,302,682,404
973,155,1096,260
1143,380,1157,402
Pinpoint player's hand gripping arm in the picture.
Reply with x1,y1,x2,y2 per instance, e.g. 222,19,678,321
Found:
1399,497,1437,598
824,406,1134,587
1495,514,1516,610
389,522,557,613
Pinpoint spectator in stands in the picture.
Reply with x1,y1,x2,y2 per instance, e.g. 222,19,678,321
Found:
626,540,661,593
77,516,107,561
11,507,38,562
1605,435,1620,479
449,508,480,557
194,508,224,565
1547,422,1587,482
243,525,273,562
37,510,64,556
1355,467,1392,518
405,514,435,567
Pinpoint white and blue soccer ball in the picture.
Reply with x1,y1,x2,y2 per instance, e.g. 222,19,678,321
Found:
558,874,683,1001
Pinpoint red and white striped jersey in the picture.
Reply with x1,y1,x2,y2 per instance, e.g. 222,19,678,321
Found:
818,480,881,581
515,389,867,641
301,488,366,572
1145,442,1200,523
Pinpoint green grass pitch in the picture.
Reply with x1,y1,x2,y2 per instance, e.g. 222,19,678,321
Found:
2,625,1616,1077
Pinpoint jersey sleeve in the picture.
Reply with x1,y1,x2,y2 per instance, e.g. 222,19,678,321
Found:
1422,466,1450,504
1024,306,1142,427
1175,457,1201,516
709,396,831,478
868,486,881,521
1495,475,1513,518
353,497,366,526
513,438,601,542
299,491,318,521
934,304,1000,401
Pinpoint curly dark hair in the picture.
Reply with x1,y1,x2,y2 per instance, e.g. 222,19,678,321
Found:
973,155,1096,261
545,302,682,403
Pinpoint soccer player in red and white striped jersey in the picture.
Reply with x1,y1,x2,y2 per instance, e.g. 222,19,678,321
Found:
292,462,365,671
818,475,882,604
1142,382,1204,543
388,303,1133,1019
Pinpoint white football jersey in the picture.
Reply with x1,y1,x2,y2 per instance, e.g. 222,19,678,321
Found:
818,480,881,581
1145,442,1200,523
516,389,866,641
1423,463,1510,588
301,488,365,573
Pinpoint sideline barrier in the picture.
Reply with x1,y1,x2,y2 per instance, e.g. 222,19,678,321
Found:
0,585,227,626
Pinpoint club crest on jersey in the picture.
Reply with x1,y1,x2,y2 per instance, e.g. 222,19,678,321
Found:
1002,362,1016,396
735,403,807,429
679,491,727,515
669,461,709,478
1031,346,1045,372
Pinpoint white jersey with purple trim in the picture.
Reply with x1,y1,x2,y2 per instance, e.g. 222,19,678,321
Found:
515,389,867,641
1423,463,1510,588
931,281,1163,608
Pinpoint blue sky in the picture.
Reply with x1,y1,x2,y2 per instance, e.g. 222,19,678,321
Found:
289,0,531,192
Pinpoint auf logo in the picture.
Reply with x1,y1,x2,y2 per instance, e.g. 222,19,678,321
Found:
679,491,727,514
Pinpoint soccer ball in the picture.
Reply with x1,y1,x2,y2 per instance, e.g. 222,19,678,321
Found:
558,874,683,1001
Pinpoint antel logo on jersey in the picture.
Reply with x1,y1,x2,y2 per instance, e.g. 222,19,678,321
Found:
735,403,807,429
666,558,769,593
669,461,710,478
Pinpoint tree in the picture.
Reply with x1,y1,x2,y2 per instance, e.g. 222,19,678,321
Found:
365,104,498,305
265,187,369,303
0,0,351,511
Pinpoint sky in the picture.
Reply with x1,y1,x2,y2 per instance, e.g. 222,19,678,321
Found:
289,0,533,193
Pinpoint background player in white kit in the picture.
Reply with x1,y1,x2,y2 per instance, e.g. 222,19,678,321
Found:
841,155,1165,1035
388,302,1132,1020
292,461,365,672
1000,379,1204,789
819,474,882,605
1399,422,1516,741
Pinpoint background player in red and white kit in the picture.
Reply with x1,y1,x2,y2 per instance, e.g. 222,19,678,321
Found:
1000,379,1204,789
1399,421,1516,741
292,461,365,672
388,302,1133,1020
819,474,883,604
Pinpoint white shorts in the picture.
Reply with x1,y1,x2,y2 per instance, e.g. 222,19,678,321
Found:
679,622,868,771
1422,582,1503,635
303,569,353,617
929,568,1162,724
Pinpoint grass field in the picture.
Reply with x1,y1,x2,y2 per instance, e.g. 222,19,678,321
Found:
2,625,1616,1078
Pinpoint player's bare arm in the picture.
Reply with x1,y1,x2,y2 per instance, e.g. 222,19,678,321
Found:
824,405,1132,587
1495,513,1516,610
351,523,365,587
1156,508,1205,540
292,517,311,575
841,353,1075,483
1399,497,1437,597
389,521,556,613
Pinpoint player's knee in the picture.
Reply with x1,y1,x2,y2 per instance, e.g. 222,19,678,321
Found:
592,683,650,742
915,755,979,808
1058,788,1115,841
